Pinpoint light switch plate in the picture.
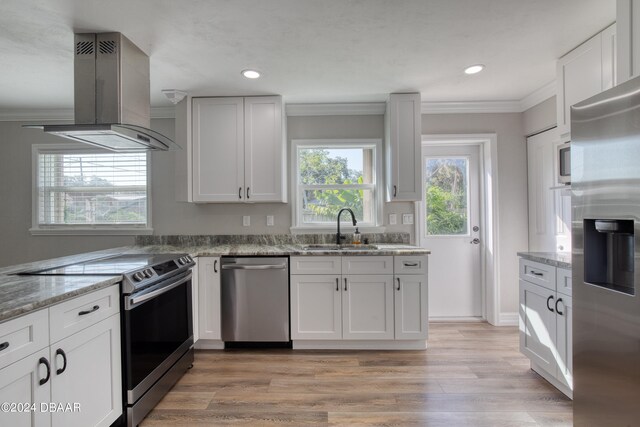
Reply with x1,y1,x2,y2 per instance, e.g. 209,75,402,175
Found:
243,216,250,227
389,214,397,225
402,214,414,225
266,215,274,226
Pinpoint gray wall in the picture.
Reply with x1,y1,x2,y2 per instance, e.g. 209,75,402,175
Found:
523,95,557,136
422,112,529,316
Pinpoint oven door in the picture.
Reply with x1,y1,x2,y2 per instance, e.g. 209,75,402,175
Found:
123,271,193,404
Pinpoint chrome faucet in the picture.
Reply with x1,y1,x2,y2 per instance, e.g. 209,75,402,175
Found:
336,208,357,245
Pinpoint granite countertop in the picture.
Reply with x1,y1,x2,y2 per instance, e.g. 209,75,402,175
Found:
517,251,572,269
0,239,429,323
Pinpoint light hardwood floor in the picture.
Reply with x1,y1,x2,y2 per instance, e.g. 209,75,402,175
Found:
141,323,572,426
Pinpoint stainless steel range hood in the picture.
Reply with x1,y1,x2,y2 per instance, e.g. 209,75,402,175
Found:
27,33,179,152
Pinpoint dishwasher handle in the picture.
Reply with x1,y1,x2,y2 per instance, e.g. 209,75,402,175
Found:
222,263,287,270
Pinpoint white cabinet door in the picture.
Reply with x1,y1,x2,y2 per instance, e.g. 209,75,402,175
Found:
527,130,557,252
602,23,617,90
290,275,342,340
394,275,428,340
519,280,557,377
198,257,221,340
557,34,604,136
342,275,394,340
0,351,51,427
192,97,245,202
617,0,640,83
385,93,421,201
244,96,286,202
555,294,573,390
49,314,121,427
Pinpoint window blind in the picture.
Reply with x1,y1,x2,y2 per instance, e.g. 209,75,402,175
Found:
37,149,148,226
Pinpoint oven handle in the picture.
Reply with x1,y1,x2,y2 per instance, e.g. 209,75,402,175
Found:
221,264,287,270
125,272,191,310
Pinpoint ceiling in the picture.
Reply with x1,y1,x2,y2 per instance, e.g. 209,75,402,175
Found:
0,0,615,110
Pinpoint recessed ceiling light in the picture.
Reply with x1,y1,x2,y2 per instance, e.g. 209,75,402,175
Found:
242,69,261,79
464,64,485,75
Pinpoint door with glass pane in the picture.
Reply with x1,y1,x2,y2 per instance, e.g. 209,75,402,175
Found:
420,145,482,319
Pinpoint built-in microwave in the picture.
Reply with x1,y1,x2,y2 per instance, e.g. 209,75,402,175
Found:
557,141,571,184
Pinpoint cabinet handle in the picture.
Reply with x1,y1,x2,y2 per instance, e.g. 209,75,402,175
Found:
555,298,564,316
214,259,218,273
546,295,555,312
393,185,397,197
78,305,100,316
246,187,250,199
344,278,348,291
397,277,401,291
0,342,9,352
336,277,339,291
239,187,242,199
55,348,67,375
39,357,51,386
403,262,418,267
530,270,543,277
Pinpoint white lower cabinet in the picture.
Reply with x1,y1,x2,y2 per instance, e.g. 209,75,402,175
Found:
195,257,223,349
290,255,428,348
519,258,572,398
0,285,122,427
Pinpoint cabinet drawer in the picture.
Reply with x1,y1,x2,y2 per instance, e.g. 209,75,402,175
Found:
342,256,393,275
394,256,428,275
0,309,49,370
290,256,341,275
49,285,120,343
519,258,556,291
556,267,572,296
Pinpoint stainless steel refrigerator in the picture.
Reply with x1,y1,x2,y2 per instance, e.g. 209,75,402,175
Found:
572,75,640,426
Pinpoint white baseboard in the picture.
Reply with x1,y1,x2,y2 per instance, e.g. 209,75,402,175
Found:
429,316,485,323
292,340,427,350
194,339,224,350
496,312,519,326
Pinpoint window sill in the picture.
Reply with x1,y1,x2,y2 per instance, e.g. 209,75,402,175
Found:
290,226,386,234
30,227,154,236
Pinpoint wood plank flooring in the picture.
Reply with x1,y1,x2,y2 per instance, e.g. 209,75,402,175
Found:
141,323,572,426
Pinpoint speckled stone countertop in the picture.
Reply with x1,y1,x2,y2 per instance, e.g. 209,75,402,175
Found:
0,234,429,323
517,252,572,269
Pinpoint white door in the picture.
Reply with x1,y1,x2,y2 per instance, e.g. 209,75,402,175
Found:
420,144,482,319
342,275,394,340
290,275,342,340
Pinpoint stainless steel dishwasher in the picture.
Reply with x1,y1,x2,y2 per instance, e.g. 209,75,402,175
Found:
221,257,290,343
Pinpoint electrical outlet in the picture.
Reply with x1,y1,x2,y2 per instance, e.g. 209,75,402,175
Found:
266,215,274,226
243,216,250,227
389,214,397,225
402,214,414,225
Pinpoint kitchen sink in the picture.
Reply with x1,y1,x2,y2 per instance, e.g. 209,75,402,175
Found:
301,244,379,251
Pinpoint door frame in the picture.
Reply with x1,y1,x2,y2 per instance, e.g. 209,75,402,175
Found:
418,134,500,325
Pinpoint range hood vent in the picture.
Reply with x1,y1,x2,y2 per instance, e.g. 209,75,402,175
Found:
26,33,179,152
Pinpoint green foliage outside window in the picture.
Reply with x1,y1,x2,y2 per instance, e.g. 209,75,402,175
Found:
425,159,468,235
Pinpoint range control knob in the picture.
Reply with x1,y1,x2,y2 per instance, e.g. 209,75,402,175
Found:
133,272,144,282
178,258,186,265
144,269,153,278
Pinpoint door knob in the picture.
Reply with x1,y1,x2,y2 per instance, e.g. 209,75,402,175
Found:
470,238,480,244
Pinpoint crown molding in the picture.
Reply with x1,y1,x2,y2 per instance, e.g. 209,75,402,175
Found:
518,80,556,111
421,100,523,114
0,106,175,122
286,102,385,116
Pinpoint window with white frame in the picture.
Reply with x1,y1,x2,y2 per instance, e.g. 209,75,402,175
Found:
292,139,382,228
32,144,150,233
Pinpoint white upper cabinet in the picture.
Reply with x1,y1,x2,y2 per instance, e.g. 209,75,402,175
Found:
385,93,422,201
617,0,640,83
188,96,286,203
556,24,616,137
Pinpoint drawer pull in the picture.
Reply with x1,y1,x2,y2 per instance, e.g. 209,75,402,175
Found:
403,262,418,267
397,278,401,291
0,342,9,352
239,187,242,199
55,349,67,375
393,185,397,197
530,271,544,277
39,357,51,386
214,259,218,273
78,305,100,316
546,295,555,312
336,277,339,291
344,278,348,291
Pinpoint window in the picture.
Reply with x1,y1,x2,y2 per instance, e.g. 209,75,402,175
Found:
32,144,151,234
424,157,469,236
292,139,382,229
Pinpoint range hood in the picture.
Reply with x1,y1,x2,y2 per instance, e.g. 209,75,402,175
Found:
27,33,179,152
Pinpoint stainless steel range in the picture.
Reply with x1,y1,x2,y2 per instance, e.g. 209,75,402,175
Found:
20,253,196,426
